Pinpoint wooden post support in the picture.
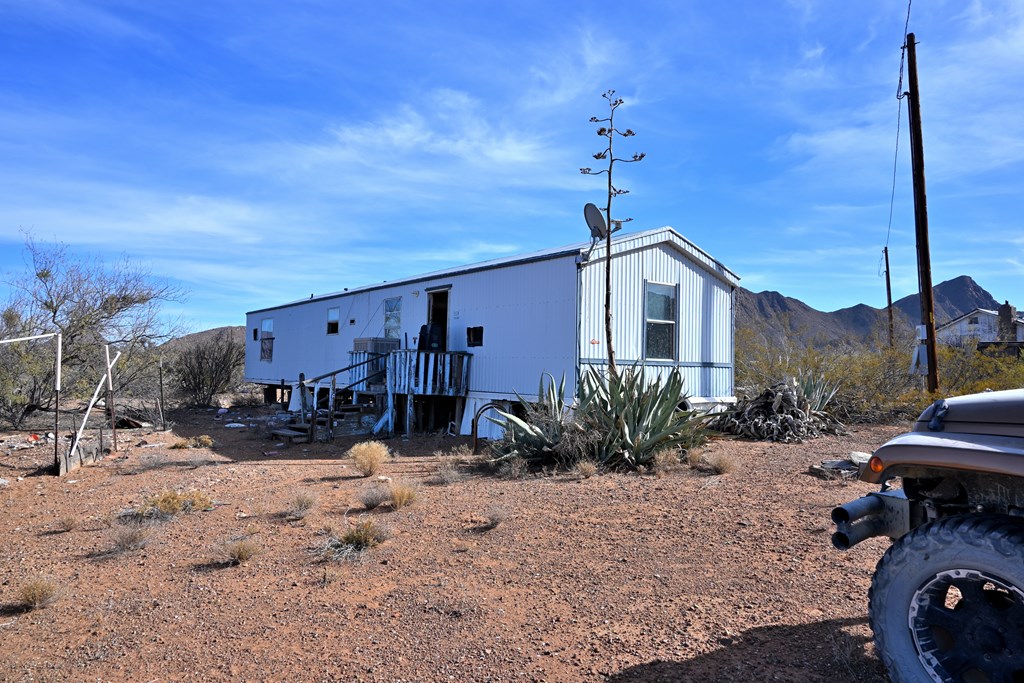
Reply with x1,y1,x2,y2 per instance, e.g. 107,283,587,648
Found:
884,247,894,349
328,375,337,441
905,32,940,393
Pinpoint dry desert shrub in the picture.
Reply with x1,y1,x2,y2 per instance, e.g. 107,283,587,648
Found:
652,449,683,477
55,515,79,533
220,538,261,565
481,506,508,530
341,519,390,548
431,460,466,485
706,452,737,475
360,485,390,510
17,576,60,610
388,481,417,510
497,455,528,480
315,518,391,562
137,489,213,519
105,524,152,555
170,434,215,449
571,459,598,479
285,492,317,520
686,447,703,468
347,440,391,477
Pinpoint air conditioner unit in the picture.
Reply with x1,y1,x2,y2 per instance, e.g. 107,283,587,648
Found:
353,337,400,355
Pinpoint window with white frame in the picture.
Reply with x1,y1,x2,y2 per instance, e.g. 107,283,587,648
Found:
384,297,401,339
326,307,340,335
644,282,676,360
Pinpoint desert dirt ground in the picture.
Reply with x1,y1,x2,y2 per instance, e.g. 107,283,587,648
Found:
0,407,905,682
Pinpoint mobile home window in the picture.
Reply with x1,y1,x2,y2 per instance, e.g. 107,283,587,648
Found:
326,307,340,335
384,297,401,339
260,318,274,361
644,282,676,360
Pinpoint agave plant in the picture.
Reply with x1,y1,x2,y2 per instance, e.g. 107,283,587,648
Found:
796,370,841,414
487,373,570,462
576,365,703,468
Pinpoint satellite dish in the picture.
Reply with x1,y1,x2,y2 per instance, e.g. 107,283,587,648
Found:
584,203,607,240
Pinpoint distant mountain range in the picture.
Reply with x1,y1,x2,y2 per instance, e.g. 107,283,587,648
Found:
737,275,1005,347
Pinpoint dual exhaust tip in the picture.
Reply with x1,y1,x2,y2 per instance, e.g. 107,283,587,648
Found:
831,492,908,550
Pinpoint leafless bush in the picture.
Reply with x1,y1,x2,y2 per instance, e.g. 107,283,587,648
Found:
169,330,246,407
360,486,390,510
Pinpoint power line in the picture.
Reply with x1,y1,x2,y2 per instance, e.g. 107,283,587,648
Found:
884,0,913,253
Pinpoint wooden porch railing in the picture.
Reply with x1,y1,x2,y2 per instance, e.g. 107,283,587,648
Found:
348,351,389,392
386,350,471,397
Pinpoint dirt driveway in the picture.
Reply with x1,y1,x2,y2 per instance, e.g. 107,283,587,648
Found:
0,408,902,682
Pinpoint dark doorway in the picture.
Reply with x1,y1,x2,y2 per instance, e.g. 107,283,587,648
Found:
423,289,449,352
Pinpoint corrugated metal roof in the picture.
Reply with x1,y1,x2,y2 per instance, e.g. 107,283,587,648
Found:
247,226,738,315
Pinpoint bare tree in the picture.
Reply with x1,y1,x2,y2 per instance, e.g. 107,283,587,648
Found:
581,90,645,380
170,331,245,406
0,236,182,427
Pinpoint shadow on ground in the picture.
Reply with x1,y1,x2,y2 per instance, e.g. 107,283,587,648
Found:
607,617,888,683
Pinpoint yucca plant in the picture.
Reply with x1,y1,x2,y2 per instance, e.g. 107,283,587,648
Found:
487,373,570,462
576,365,705,468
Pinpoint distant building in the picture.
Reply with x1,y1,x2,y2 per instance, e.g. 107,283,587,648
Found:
936,301,1024,351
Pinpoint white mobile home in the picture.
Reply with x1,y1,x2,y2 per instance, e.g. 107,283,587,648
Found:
244,227,739,437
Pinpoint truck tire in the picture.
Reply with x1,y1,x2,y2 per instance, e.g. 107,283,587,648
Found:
868,514,1024,683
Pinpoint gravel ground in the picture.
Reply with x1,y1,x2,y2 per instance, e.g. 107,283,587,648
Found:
0,407,905,682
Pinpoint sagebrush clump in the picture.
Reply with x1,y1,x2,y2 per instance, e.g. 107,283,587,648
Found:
347,441,392,477
17,576,59,610
360,486,390,510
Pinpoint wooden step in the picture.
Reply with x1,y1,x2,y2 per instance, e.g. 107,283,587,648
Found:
271,428,307,442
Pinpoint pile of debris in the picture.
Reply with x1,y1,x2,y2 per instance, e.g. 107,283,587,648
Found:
708,382,845,443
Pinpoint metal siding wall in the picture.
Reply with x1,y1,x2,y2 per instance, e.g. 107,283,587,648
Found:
452,257,578,398
245,256,580,401
578,242,735,401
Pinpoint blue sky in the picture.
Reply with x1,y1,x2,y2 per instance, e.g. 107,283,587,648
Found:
1,0,1022,332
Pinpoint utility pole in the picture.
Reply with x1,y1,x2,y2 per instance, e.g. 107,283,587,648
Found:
883,247,894,349
905,32,940,393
